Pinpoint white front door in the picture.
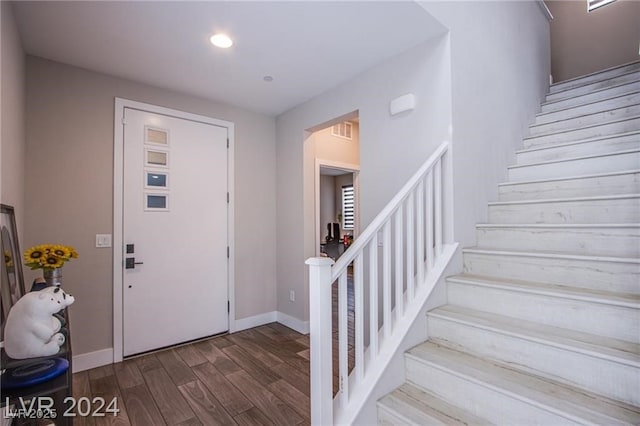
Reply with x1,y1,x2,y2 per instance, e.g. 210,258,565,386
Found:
122,107,229,356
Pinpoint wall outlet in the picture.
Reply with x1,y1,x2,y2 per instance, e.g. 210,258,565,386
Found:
289,290,295,302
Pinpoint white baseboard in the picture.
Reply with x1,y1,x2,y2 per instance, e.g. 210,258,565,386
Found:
277,311,310,335
230,310,309,335
231,311,277,333
73,347,113,373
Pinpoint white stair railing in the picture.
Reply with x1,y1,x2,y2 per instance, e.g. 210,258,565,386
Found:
306,141,457,425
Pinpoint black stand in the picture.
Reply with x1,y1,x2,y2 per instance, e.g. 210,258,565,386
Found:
1,309,73,425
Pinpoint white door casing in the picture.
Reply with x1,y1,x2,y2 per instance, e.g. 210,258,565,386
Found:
113,99,235,361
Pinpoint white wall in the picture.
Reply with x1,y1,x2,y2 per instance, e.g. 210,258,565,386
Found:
276,33,451,323
24,57,277,357
352,2,551,423
420,0,550,248
1,2,26,238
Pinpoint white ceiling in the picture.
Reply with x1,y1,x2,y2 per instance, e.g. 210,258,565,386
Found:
11,1,445,116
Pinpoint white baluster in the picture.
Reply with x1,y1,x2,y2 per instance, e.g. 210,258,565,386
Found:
416,181,425,287
382,221,392,339
305,257,335,426
435,158,443,257
394,206,404,322
406,193,415,302
354,253,364,383
369,234,378,359
353,252,364,383
426,169,434,269
338,271,349,407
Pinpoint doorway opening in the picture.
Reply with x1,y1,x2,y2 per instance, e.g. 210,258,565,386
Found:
317,165,358,259
309,114,360,259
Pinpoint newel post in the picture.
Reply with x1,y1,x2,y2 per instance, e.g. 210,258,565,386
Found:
306,256,335,425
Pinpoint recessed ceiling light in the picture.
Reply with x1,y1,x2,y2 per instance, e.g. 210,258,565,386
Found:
210,34,233,49
263,76,274,82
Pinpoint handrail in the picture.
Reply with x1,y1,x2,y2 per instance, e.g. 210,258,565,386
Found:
307,140,457,425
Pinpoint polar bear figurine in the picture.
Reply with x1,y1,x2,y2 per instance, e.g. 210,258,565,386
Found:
4,286,75,359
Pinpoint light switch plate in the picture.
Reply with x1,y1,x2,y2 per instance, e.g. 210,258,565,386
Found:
96,234,112,248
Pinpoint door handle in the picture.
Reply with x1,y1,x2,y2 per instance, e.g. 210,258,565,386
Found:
125,257,144,269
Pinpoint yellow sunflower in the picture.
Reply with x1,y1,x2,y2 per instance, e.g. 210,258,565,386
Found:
69,246,79,259
50,244,72,260
42,254,65,269
24,245,47,264
24,243,78,270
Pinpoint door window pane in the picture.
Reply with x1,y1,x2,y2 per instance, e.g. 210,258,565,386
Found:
146,172,168,188
146,150,169,167
146,194,168,211
145,126,169,145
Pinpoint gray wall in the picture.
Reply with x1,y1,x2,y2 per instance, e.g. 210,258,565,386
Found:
547,0,640,82
24,57,277,357
1,2,26,237
319,174,336,242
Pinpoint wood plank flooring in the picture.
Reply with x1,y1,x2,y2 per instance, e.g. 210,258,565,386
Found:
73,323,311,426
74,276,357,426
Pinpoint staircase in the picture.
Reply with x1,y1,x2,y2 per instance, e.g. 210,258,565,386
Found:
378,62,640,425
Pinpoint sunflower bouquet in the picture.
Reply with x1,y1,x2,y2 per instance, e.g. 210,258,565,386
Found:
24,244,78,270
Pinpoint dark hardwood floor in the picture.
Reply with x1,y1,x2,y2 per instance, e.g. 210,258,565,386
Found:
73,324,311,426
73,277,356,426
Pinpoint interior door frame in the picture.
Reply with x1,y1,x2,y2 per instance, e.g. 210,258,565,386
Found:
315,159,360,257
113,98,235,363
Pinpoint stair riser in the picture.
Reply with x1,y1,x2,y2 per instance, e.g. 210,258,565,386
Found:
546,72,640,102
378,405,444,426
476,226,640,257
446,282,640,343
508,151,640,181
378,407,444,426
377,401,451,426
542,81,640,113
550,62,640,93
524,117,640,148
536,92,640,125
530,104,640,136
405,358,579,425
517,134,640,163
499,172,640,201
427,318,640,406
378,385,491,426
378,408,405,426
463,252,640,294
488,197,640,224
